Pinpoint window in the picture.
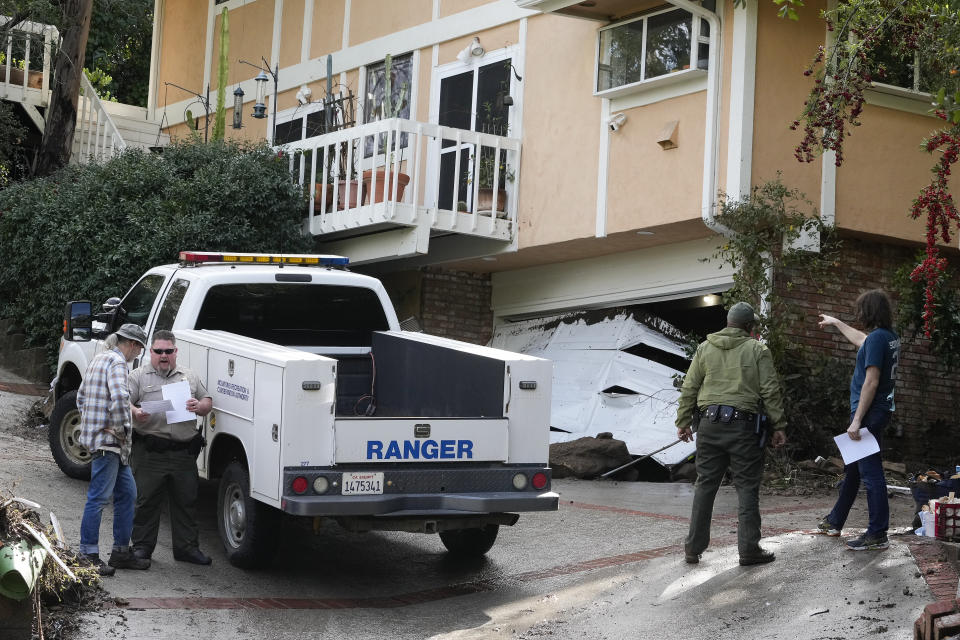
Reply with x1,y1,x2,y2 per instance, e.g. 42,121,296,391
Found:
194,283,390,347
154,278,191,332
869,37,943,94
117,274,166,328
363,53,413,158
597,3,713,94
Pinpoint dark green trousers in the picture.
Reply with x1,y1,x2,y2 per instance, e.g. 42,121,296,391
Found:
130,438,201,554
685,416,764,557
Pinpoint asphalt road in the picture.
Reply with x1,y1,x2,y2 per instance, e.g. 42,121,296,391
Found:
0,387,947,640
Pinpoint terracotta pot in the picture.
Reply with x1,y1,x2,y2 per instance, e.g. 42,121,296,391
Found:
362,169,410,204
477,188,508,218
334,180,361,209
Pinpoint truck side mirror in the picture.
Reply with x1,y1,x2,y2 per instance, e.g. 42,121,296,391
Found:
64,300,93,342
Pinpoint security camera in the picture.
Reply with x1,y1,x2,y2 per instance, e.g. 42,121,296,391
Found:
296,85,312,106
608,112,627,132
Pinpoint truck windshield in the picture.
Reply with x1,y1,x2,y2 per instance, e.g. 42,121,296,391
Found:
194,283,390,347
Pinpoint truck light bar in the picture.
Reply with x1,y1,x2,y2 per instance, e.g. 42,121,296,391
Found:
179,251,349,266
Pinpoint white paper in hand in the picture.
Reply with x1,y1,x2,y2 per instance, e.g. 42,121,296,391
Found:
833,428,880,465
161,380,196,424
140,399,174,414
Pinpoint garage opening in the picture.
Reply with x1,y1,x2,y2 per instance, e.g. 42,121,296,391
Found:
491,292,727,482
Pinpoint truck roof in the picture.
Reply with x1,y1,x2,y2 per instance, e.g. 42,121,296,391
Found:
152,261,385,289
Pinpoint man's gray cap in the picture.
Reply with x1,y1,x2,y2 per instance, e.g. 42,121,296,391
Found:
727,302,756,326
115,323,147,347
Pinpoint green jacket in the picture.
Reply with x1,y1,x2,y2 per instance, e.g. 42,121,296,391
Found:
675,327,786,431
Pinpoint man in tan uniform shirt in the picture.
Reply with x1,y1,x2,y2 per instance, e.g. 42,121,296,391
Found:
129,330,213,565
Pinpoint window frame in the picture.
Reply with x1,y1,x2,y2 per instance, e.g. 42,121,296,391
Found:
594,5,710,99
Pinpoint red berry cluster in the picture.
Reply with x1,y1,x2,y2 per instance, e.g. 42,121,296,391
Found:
909,126,960,337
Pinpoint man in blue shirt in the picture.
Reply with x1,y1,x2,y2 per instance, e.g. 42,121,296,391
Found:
816,289,900,551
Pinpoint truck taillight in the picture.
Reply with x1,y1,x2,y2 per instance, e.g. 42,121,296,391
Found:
531,472,548,490
291,476,308,494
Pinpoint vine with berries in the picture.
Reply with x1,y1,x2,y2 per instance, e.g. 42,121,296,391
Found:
790,0,960,337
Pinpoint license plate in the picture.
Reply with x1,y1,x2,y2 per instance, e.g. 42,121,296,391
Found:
341,472,384,495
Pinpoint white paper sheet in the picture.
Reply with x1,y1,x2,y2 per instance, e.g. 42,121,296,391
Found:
140,399,174,414
833,428,880,465
161,380,195,424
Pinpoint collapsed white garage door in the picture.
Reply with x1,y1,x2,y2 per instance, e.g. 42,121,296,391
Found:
490,311,696,467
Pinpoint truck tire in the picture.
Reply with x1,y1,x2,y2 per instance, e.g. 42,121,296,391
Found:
217,461,281,569
438,525,499,557
48,391,92,480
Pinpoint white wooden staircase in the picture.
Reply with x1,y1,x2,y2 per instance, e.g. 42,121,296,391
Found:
1,16,168,165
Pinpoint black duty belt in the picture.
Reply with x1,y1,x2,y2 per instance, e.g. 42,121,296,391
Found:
702,404,756,423
136,432,195,452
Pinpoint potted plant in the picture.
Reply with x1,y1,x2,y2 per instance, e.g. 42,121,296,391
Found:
362,53,411,204
467,150,515,218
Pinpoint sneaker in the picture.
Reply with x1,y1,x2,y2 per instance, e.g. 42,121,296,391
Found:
817,518,841,537
108,548,151,570
82,553,116,577
845,534,889,551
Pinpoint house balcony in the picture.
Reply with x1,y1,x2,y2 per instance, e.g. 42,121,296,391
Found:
284,117,520,266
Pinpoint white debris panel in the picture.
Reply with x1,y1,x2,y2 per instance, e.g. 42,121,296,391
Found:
491,311,696,467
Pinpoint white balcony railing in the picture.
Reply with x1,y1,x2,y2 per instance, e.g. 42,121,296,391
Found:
0,16,56,107
284,118,520,244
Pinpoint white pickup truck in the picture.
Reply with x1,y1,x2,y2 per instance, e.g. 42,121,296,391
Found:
51,251,557,568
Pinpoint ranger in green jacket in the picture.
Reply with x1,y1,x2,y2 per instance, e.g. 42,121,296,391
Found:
676,302,787,566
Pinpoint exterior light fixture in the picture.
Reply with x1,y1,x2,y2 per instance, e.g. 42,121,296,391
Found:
232,86,244,129
457,37,484,63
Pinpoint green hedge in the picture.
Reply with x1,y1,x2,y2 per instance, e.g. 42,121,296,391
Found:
0,140,312,372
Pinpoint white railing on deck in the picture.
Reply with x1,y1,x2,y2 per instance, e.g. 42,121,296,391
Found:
0,16,56,104
283,117,521,236
74,71,126,163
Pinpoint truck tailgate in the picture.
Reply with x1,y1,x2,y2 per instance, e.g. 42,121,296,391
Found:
334,419,508,463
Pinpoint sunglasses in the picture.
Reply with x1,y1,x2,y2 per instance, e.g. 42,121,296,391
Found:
151,348,176,355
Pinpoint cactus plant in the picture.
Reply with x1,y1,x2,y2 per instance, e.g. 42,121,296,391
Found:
212,8,229,141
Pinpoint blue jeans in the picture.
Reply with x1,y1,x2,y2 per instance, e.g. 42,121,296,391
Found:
826,408,891,537
79,451,137,555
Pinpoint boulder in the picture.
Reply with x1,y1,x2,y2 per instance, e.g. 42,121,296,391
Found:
550,436,632,479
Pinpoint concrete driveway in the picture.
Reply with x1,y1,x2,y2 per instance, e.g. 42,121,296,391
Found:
0,384,951,640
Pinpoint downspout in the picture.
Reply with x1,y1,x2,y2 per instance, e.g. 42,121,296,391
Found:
663,0,731,238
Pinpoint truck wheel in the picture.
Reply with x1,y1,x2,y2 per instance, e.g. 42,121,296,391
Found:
217,461,281,569
48,391,92,480
438,525,499,557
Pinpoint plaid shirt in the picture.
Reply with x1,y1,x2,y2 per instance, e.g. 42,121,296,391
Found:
77,347,132,461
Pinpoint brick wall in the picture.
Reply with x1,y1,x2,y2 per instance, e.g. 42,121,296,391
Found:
419,267,493,346
779,236,960,468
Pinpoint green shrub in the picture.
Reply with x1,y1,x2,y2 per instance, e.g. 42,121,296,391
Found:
0,139,312,372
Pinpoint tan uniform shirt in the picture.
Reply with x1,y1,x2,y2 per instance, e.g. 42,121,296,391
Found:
128,363,210,442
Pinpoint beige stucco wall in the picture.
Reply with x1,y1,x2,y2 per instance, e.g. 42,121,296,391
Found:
280,0,306,68
606,93,706,233
156,0,205,111
752,0,825,206
516,14,601,248
310,0,346,58
440,0,492,18
208,1,276,91
349,0,433,45
836,104,940,241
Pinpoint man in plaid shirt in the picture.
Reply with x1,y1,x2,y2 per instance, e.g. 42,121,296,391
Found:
77,323,151,576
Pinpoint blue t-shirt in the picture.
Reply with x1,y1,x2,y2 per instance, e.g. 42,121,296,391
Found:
850,327,900,413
